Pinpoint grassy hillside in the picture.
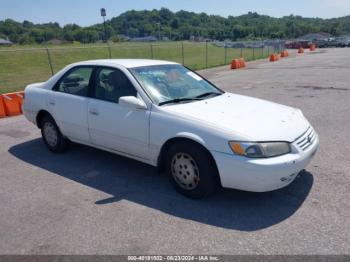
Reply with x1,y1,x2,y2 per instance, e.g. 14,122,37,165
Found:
2,10,350,44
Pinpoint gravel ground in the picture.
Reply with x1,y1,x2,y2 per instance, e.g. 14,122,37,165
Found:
0,48,349,255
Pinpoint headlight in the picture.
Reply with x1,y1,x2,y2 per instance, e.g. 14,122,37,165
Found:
229,141,291,158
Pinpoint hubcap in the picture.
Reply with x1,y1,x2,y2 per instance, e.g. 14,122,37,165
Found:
43,122,58,147
171,153,200,190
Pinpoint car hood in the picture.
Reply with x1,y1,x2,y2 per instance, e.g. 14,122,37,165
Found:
160,92,309,142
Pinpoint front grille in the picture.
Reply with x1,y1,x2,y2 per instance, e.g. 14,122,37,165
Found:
294,127,316,151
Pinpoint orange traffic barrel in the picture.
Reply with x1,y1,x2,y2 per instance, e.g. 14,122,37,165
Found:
270,54,279,62
2,92,22,116
281,50,289,57
231,59,241,69
310,44,316,51
239,58,246,68
0,96,6,118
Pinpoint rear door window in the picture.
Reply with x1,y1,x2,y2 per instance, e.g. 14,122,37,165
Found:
55,67,93,97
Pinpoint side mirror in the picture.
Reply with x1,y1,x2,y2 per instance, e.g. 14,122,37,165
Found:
119,96,147,110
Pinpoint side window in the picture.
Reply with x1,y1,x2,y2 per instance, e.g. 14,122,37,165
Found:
94,67,137,103
56,67,93,97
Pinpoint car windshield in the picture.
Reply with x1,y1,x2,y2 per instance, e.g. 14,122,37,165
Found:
129,64,223,105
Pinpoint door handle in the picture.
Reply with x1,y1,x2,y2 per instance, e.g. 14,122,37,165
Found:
49,100,55,106
89,109,99,116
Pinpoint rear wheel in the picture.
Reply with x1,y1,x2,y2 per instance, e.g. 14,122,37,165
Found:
41,115,68,153
166,142,219,199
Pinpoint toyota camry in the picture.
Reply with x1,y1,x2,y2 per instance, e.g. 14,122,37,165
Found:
23,59,319,198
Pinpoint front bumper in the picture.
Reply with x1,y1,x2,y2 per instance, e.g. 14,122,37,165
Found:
211,131,319,192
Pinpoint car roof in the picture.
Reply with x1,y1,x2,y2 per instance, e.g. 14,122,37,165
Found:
72,59,179,69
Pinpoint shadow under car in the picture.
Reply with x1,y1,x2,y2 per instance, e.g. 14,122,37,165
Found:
9,138,314,231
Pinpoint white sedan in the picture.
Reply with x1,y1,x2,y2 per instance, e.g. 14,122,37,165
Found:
23,59,319,198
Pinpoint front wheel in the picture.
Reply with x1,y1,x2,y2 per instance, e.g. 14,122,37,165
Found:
166,142,220,199
41,115,68,153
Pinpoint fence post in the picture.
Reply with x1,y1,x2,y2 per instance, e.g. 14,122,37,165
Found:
267,46,270,56
240,48,243,58
45,47,54,76
253,47,255,60
181,42,185,65
224,42,227,65
205,40,208,69
150,44,154,59
107,43,112,58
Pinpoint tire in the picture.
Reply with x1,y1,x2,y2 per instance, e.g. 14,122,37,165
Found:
40,115,68,153
165,141,220,199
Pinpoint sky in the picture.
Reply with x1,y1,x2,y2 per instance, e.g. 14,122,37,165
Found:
0,0,350,26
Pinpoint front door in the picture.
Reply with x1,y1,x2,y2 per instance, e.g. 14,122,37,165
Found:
87,67,150,160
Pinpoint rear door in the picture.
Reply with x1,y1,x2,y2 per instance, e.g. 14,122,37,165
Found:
49,66,94,143
87,66,150,159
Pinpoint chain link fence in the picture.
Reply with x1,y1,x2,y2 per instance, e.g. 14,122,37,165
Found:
0,40,285,93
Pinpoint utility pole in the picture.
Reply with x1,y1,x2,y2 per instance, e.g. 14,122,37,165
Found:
100,8,107,42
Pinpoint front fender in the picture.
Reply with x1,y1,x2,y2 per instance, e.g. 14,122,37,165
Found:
174,132,206,147
149,110,235,165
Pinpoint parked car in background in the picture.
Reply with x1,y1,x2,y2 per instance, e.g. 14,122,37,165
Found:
23,59,319,198
314,39,330,48
335,36,350,47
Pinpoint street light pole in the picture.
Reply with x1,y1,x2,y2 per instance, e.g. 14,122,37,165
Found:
156,22,161,41
100,8,107,42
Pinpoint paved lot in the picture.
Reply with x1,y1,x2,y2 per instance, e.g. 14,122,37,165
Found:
0,48,350,255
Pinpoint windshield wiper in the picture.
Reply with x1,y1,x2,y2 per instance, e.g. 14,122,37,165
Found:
195,92,222,99
158,97,202,106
